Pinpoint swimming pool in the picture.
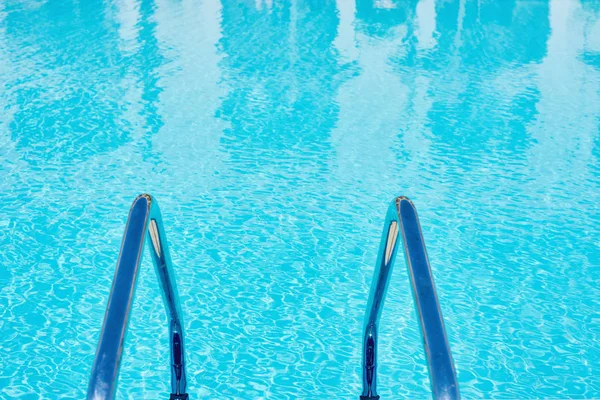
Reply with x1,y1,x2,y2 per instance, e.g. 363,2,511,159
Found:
1,0,599,398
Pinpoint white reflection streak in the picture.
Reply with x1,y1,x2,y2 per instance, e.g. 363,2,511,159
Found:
330,2,426,199
147,0,226,189
374,0,395,9
415,0,436,50
334,0,357,60
0,1,11,140
583,3,600,53
115,0,141,50
255,0,272,12
454,0,466,51
528,0,598,187
113,0,145,147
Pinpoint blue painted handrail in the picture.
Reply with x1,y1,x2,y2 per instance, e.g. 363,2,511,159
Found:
361,197,459,400
87,194,188,400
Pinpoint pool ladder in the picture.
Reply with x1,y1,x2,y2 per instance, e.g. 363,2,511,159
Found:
87,194,188,400
361,197,459,400
86,195,458,399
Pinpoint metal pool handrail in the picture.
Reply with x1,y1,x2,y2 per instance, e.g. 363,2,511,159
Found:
87,194,188,400
361,197,459,400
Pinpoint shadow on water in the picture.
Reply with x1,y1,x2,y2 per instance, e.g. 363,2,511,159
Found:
3,0,166,165
3,0,130,164
216,0,358,168
410,0,551,161
344,0,551,173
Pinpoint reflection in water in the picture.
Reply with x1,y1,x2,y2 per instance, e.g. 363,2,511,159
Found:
529,0,599,186
135,0,166,157
1,0,166,165
209,1,360,396
332,0,600,398
415,0,436,50
0,0,169,397
217,0,356,156
581,1,600,71
420,0,551,158
355,0,418,38
3,0,132,164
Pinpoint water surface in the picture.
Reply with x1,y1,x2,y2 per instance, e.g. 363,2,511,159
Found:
1,0,599,398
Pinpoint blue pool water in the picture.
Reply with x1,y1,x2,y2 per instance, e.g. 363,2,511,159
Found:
1,0,600,398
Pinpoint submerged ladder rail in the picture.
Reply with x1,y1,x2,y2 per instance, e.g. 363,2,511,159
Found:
361,197,459,400
87,194,188,400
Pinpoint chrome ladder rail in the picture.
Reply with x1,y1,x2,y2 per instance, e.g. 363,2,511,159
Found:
87,194,188,400
361,197,459,400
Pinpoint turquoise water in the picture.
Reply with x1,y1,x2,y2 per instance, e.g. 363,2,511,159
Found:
1,0,599,398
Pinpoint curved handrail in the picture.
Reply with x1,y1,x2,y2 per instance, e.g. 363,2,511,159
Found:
87,194,188,400
361,197,459,400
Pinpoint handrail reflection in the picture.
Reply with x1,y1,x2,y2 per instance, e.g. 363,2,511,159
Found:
361,197,459,400
87,194,188,400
